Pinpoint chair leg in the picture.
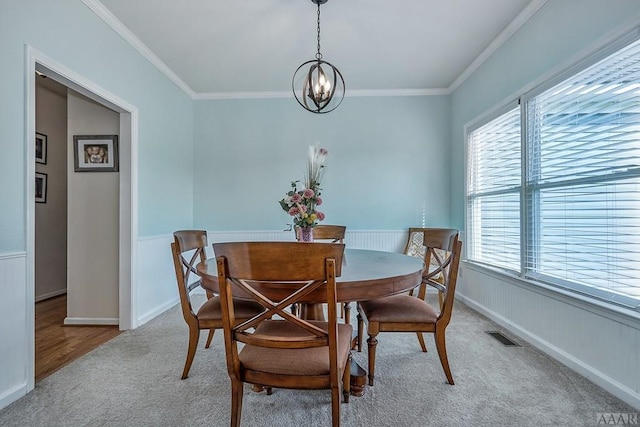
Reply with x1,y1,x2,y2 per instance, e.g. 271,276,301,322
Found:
416,332,428,352
181,326,200,379
205,328,215,349
343,302,351,324
331,368,343,427
230,379,244,427
434,327,454,385
367,334,378,386
356,312,363,352
342,352,352,403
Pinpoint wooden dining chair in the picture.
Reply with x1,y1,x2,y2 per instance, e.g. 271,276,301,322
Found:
357,228,462,386
214,241,352,427
296,224,347,243
171,230,263,379
293,225,351,322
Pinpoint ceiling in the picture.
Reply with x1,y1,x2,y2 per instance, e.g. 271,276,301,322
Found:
92,0,541,98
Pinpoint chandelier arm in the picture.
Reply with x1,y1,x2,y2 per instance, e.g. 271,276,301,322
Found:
302,73,311,110
327,66,337,101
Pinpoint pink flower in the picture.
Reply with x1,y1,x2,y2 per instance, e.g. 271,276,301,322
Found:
303,188,315,198
316,211,325,221
298,204,307,213
319,148,328,155
315,196,322,206
291,193,302,203
288,206,300,216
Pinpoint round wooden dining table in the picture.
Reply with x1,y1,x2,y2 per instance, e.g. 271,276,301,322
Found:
196,248,425,396
197,248,424,303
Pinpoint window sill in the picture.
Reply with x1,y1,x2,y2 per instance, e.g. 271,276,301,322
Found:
461,260,640,329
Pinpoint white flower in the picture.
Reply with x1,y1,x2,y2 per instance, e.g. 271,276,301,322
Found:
305,145,328,190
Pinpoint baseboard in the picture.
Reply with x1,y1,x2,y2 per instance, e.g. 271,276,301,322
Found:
456,293,640,410
0,382,27,411
35,289,67,302
136,296,179,327
63,317,119,326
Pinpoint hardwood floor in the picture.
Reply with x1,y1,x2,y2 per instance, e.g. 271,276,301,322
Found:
35,295,122,382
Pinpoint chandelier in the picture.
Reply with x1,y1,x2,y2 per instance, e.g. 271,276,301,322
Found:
292,0,345,114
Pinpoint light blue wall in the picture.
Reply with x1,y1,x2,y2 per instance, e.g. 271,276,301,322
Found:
193,95,451,231
450,0,640,229
0,0,195,253
450,2,640,408
0,0,196,408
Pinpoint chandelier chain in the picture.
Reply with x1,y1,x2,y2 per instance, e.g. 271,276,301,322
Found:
316,3,322,60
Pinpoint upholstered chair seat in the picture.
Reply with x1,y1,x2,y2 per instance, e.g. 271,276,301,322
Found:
196,296,264,323
240,320,353,376
358,295,439,324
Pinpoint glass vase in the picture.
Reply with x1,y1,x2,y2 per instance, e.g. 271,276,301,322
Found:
299,227,314,242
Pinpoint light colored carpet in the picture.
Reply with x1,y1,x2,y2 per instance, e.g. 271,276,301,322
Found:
0,296,634,427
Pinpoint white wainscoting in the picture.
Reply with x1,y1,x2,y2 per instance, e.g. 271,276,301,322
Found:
456,262,640,410
206,229,408,253
0,252,29,410
136,234,180,327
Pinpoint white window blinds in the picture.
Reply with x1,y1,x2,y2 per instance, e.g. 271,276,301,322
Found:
524,38,640,306
467,106,521,272
466,35,640,309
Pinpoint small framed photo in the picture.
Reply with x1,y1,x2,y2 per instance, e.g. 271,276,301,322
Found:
35,172,47,203
73,135,119,172
36,132,47,164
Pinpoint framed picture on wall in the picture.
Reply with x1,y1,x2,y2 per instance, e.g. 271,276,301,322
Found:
73,135,119,172
35,172,47,203
36,132,47,164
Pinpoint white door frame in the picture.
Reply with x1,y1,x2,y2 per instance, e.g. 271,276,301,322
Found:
25,45,138,391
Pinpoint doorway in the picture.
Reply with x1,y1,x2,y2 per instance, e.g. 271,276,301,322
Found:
34,74,123,381
26,46,137,392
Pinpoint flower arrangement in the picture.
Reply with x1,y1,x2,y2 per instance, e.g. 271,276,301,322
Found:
279,145,328,228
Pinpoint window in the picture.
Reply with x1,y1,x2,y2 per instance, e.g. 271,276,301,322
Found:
467,105,521,273
466,35,640,310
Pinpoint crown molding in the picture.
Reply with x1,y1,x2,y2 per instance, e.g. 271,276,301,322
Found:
194,91,292,100
448,0,548,93
194,87,449,101
347,88,450,97
81,0,196,98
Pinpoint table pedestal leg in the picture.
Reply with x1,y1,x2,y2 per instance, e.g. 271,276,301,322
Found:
298,303,326,321
250,384,272,395
350,359,366,397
